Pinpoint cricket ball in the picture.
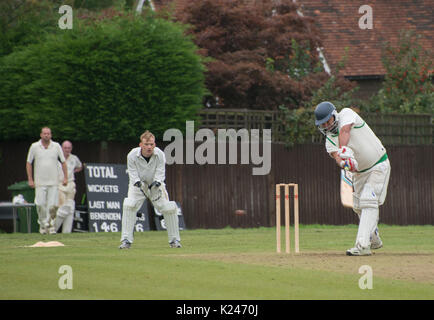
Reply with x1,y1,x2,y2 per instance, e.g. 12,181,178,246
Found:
235,209,246,215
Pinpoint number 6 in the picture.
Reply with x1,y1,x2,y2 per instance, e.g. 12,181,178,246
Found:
110,223,118,232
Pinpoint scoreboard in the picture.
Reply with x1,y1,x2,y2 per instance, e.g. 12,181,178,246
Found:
84,163,150,233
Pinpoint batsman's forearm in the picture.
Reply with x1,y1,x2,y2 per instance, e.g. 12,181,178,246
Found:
338,125,351,147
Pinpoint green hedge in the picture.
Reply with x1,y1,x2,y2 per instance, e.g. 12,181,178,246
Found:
0,12,206,141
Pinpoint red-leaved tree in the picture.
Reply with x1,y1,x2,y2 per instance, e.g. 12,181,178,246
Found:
167,0,353,110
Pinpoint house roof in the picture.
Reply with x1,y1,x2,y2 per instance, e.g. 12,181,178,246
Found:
297,0,433,77
154,0,432,77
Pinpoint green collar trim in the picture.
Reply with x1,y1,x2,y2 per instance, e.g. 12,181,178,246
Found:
326,137,337,146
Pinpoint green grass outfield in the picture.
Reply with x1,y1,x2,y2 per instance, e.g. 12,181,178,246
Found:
0,225,433,300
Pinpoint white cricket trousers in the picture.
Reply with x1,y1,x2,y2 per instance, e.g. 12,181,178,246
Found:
35,185,59,229
352,159,391,248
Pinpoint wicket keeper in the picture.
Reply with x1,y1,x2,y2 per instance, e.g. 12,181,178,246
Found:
119,131,181,249
314,102,391,256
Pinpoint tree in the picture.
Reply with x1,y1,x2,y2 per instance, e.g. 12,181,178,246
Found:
366,30,433,113
276,44,359,147
74,0,116,10
171,0,355,110
0,0,60,57
0,10,206,141
0,1,134,58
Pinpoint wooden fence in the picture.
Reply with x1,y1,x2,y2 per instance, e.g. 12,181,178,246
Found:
198,109,433,145
1,141,432,228
1,109,432,228
161,143,433,227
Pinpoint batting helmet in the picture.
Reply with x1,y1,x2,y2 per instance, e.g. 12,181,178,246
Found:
314,101,339,135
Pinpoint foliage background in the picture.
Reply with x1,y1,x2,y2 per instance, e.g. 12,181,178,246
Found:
0,1,431,144
0,7,206,141
172,0,356,110
363,30,433,114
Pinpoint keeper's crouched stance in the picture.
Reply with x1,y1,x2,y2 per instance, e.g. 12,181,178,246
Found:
119,131,181,249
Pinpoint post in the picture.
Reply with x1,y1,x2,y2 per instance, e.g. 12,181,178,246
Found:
284,184,290,253
294,184,300,253
276,184,281,253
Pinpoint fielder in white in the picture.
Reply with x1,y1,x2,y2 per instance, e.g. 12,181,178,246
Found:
314,102,391,256
26,127,68,234
54,141,83,233
119,131,181,249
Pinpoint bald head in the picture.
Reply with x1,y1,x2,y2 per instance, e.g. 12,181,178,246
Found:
62,140,73,157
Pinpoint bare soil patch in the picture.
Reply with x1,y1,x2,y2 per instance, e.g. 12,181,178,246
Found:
170,251,434,284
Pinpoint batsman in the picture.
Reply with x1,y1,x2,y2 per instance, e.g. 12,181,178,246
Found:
314,101,391,256
119,131,181,249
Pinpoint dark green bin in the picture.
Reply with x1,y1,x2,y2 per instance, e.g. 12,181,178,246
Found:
7,181,39,233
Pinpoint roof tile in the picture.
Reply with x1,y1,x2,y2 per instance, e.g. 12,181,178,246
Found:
298,0,433,76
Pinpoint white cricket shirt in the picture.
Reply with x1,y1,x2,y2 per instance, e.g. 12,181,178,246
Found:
325,108,387,171
126,147,166,185
58,154,82,182
27,140,66,186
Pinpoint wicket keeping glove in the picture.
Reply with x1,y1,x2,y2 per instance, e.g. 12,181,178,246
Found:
148,180,161,190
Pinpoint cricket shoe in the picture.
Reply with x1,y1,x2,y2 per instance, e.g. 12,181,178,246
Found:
169,240,182,248
346,244,372,256
370,228,383,250
39,222,50,234
119,240,131,249
48,227,57,234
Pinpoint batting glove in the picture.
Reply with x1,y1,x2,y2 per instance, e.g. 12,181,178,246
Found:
338,146,355,159
340,158,358,172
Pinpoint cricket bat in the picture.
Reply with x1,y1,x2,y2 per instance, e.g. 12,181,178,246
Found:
340,168,353,208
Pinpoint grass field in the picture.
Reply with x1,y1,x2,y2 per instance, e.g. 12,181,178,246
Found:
0,225,433,300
